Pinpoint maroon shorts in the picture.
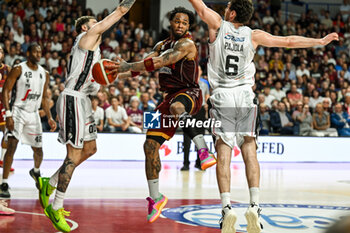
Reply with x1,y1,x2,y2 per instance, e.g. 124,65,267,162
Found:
147,88,202,140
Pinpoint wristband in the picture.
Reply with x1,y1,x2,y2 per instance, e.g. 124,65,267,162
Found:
131,71,140,77
5,110,12,118
144,57,155,72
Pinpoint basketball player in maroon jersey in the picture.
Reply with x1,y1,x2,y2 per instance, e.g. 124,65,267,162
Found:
0,46,13,172
109,7,216,223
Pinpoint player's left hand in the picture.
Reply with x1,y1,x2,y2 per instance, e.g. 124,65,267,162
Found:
321,33,339,45
105,57,130,76
48,118,57,132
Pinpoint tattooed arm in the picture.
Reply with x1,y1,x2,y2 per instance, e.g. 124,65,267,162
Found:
80,0,136,49
115,38,196,73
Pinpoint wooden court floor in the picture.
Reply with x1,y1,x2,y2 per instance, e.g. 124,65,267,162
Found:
1,160,350,233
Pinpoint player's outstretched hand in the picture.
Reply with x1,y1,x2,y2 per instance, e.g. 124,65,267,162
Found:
321,33,339,46
48,118,57,132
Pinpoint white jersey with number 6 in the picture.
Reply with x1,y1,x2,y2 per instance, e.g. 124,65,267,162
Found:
65,32,101,96
11,62,46,113
207,20,256,90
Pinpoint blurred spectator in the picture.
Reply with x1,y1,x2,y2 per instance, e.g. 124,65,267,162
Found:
287,84,303,108
312,103,338,136
270,80,286,101
340,0,350,21
263,86,275,108
344,93,350,115
270,102,295,135
91,96,104,132
296,104,313,136
106,96,130,132
139,92,155,112
309,89,323,110
259,103,270,135
331,103,350,136
127,96,143,133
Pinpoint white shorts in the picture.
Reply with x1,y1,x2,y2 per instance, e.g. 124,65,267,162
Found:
6,107,43,148
209,85,258,148
57,89,97,149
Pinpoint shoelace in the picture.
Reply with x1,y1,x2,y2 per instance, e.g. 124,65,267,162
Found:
146,197,155,215
59,209,71,217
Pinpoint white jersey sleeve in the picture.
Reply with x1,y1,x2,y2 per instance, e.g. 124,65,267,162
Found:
11,62,46,113
65,32,101,96
207,21,256,91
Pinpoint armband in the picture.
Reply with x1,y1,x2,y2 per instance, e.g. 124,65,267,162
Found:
144,57,155,72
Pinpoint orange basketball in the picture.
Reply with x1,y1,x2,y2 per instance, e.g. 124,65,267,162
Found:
92,59,117,85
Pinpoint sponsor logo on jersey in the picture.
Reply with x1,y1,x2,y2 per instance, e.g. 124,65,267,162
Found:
225,33,245,42
161,203,349,232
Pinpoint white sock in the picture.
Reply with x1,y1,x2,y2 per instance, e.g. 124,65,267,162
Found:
33,167,40,173
220,192,231,209
147,179,160,200
249,187,260,205
52,190,65,211
1,148,6,161
193,134,207,150
2,179,8,184
49,168,60,187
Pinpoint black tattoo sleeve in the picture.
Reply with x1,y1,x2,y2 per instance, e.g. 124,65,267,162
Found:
57,158,76,192
119,0,136,9
144,139,161,180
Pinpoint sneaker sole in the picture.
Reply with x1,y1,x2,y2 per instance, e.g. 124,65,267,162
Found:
38,178,46,209
44,208,71,233
245,209,261,233
221,210,237,233
201,159,217,170
148,196,168,223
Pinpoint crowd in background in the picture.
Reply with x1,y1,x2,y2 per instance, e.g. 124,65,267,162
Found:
0,0,350,137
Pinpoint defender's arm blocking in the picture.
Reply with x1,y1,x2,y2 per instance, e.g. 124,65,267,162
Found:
252,30,339,49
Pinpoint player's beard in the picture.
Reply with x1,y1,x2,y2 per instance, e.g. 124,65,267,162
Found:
172,28,187,40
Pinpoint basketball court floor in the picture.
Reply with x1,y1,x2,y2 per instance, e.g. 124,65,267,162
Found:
1,160,350,233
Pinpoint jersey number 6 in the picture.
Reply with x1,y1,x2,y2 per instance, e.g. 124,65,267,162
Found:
225,55,239,76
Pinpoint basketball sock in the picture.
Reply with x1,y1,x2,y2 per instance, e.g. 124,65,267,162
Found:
52,190,65,211
220,192,231,210
193,134,208,150
0,148,6,161
33,168,40,173
147,179,160,200
249,187,260,205
49,169,60,187
2,179,8,184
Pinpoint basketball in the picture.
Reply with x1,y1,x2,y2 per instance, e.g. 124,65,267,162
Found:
92,59,117,85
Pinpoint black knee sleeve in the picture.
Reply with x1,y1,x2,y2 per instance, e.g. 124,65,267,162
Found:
146,135,166,146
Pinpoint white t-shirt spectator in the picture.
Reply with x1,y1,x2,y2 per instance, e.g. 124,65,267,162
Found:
270,89,286,101
93,106,104,126
340,3,350,21
14,32,24,44
51,42,62,51
296,68,310,78
264,94,276,108
309,97,324,109
109,40,119,50
105,106,128,125
48,57,59,70
262,16,275,25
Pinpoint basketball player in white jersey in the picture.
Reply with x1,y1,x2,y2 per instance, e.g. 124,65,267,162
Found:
0,43,56,199
38,1,136,232
188,0,339,232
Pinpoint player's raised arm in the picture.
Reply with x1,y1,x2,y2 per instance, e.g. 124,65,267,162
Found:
109,38,195,74
80,0,136,48
188,0,221,42
252,30,339,49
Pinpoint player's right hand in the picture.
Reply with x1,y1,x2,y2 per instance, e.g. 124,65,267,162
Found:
6,117,14,131
321,33,339,45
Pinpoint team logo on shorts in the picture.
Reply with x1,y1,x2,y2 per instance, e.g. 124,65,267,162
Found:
161,203,349,232
143,111,161,129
